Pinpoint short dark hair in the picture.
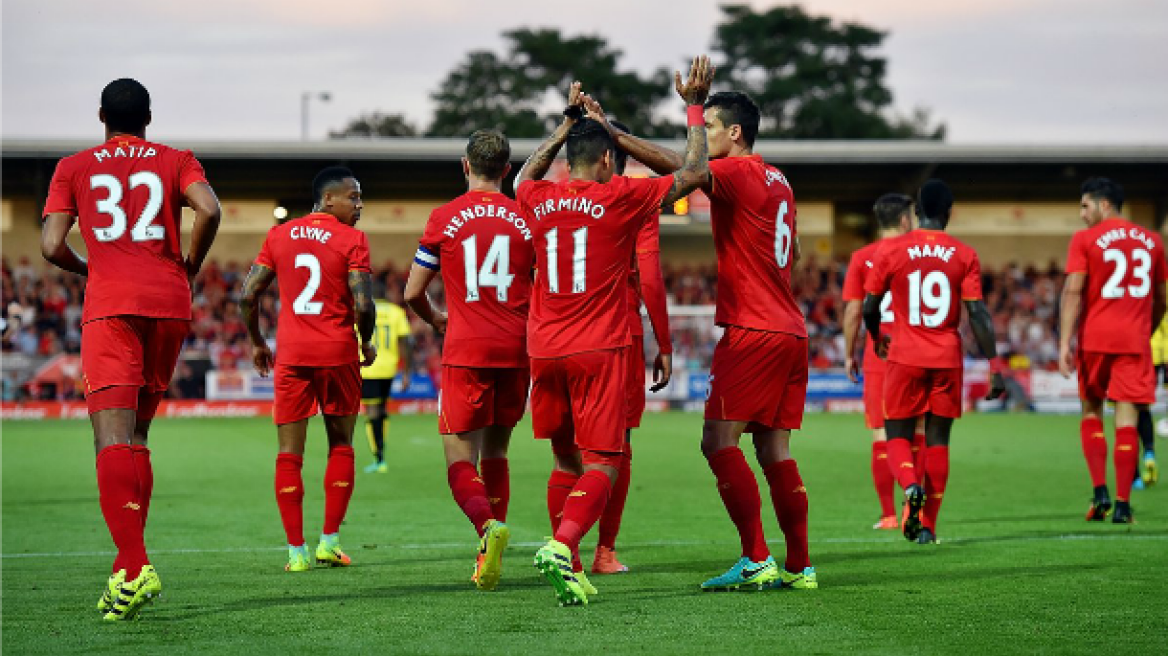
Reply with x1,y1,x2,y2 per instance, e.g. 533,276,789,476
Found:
609,120,630,175
312,166,356,204
873,193,913,229
916,179,954,223
704,91,761,147
466,129,511,179
100,78,151,133
1081,176,1124,211
565,119,615,170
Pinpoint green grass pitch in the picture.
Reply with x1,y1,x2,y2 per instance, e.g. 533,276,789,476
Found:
2,412,1166,655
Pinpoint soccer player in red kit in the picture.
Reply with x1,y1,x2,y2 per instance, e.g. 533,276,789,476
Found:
403,130,534,591
239,166,377,572
694,91,814,591
863,179,1005,544
516,59,712,606
41,78,222,621
1058,177,1166,524
842,193,914,530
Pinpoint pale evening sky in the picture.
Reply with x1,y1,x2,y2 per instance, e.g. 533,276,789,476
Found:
2,0,1166,144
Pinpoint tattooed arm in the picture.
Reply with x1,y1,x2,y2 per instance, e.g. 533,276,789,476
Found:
512,82,583,191
239,264,277,376
662,55,714,208
349,269,377,367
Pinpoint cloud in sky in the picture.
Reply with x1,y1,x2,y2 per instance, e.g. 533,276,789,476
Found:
3,0,1165,143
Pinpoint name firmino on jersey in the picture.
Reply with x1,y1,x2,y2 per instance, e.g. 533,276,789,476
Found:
907,244,956,262
531,197,607,222
92,145,158,162
1095,227,1154,251
443,204,533,241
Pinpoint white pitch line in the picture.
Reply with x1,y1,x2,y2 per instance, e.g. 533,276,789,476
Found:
3,533,1166,560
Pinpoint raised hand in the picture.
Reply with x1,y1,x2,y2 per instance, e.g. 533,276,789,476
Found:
674,55,715,105
580,94,613,131
567,81,584,110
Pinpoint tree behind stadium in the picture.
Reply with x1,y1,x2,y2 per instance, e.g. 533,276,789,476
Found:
713,4,944,139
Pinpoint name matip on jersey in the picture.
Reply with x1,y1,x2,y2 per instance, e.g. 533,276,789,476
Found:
517,175,673,358
416,190,534,368
707,155,806,337
1066,217,1167,354
865,230,982,369
255,212,372,367
43,135,207,324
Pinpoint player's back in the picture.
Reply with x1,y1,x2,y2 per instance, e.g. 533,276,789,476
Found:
419,190,534,367
518,175,672,358
844,240,893,372
363,300,409,378
870,230,981,368
44,136,206,323
1069,217,1166,354
257,212,371,367
707,155,805,337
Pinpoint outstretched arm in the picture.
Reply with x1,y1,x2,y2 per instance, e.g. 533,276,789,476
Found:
239,264,276,376
41,213,87,276
965,299,1006,400
661,55,714,208
184,182,222,280
580,95,684,175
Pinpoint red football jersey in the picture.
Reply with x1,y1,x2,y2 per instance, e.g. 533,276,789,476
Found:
416,190,534,368
708,155,806,337
1066,217,1167,354
517,174,673,358
865,230,982,369
42,135,207,324
255,213,372,367
842,241,894,374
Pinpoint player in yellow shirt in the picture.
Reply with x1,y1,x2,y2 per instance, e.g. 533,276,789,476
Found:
361,288,414,473
1135,298,1167,488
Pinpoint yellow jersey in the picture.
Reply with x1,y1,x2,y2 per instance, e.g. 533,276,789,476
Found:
361,300,411,379
1152,287,1168,365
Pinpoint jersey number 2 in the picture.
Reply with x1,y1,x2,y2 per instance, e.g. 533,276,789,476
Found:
89,173,164,243
293,253,323,315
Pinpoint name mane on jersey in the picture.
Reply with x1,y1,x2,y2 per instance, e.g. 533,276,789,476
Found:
290,225,333,244
906,243,956,262
530,197,608,222
93,145,158,163
443,204,533,241
1095,226,1154,251
765,168,790,189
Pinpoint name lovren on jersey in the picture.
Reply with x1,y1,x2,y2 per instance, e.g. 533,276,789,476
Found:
92,145,158,162
443,204,534,241
1095,226,1155,251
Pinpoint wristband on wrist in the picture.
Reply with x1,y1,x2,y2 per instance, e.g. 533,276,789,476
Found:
563,105,584,120
686,105,705,127
990,356,1008,375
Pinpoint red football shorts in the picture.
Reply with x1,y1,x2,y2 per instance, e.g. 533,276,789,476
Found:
626,334,647,429
438,365,530,435
862,366,886,430
704,326,808,432
883,362,962,420
531,347,629,455
81,316,189,416
273,362,362,425
1077,349,1155,404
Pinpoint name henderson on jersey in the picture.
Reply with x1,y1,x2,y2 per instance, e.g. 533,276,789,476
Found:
441,202,534,241
1094,226,1155,251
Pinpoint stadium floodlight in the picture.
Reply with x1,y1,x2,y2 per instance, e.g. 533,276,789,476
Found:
300,91,332,141
273,206,288,220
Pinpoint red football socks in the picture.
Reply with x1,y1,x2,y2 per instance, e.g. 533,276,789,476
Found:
597,448,632,550
96,445,148,580
763,459,811,572
1115,426,1139,502
130,444,153,528
547,469,583,570
322,445,355,535
480,457,510,522
1080,417,1108,488
912,431,928,480
553,470,612,552
885,438,920,490
275,453,305,546
448,460,494,536
871,442,896,517
920,445,950,532
707,447,769,562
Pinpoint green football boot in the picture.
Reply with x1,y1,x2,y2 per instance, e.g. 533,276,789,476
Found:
103,565,162,622
533,540,588,607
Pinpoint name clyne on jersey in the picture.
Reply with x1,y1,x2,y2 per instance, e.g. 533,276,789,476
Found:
906,243,956,262
443,204,533,241
1095,226,1154,251
530,197,608,222
93,145,158,162
290,225,333,244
